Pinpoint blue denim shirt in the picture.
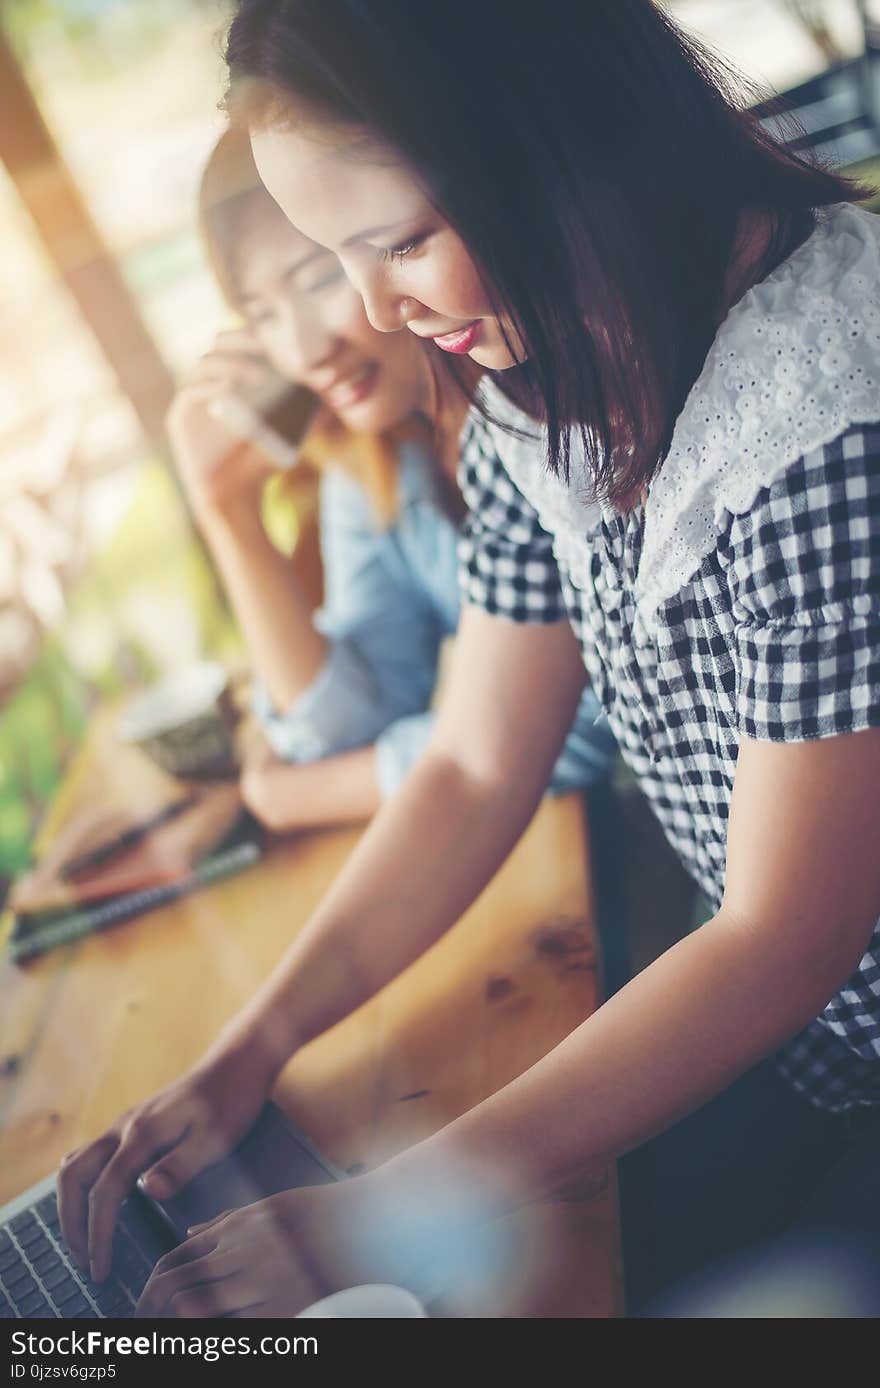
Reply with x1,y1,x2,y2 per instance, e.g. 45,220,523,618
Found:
253,440,616,796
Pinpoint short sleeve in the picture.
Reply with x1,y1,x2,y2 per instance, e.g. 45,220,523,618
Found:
457,415,566,623
250,642,395,763
730,422,880,742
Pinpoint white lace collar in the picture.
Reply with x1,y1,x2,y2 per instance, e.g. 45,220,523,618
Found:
478,203,880,635
636,201,880,632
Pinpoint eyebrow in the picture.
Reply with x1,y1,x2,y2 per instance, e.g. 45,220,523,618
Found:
239,247,334,303
341,222,405,249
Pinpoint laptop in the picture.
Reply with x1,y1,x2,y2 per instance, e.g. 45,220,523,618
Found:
0,1103,344,1320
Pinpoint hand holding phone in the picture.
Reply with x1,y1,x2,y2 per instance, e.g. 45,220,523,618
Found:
167,328,319,521
207,379,318,472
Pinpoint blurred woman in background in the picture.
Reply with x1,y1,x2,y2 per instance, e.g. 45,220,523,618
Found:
170,130,615,832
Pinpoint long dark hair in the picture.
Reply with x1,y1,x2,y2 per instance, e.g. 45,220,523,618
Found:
225,0,863,508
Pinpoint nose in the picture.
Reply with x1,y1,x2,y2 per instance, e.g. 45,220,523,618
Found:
353,263,415,334
280,301,336,375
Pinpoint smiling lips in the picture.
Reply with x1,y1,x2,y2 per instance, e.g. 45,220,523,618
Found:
322,362,379,410
430,322,481,354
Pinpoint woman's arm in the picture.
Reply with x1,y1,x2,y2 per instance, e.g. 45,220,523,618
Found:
166,333,327,709
240,739,382,829
198,497,327,709
240,707,444,831
377,724,880,1214
135,724,880,1317
170,344,444,763
231,606,588,1065
64,606,586,1279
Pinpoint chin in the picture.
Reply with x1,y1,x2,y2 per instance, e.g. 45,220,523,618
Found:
464,330,518,369
470,344,519,369
338,400,399,434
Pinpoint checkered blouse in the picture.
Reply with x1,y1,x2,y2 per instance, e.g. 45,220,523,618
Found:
458,415,880,1112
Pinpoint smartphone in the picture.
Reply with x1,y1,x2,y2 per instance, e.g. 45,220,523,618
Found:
209,381,319,471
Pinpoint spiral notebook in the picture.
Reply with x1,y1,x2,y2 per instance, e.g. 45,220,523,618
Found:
6,835,262,962
5,799,264,964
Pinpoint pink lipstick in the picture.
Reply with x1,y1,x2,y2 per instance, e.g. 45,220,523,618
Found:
432,322,481,355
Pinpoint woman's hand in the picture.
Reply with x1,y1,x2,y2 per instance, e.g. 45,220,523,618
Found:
239,739,384,834
166,328,286,523
134,1179,400,1319
239,740,288,830
58,1036,277,1284
238,742,307,833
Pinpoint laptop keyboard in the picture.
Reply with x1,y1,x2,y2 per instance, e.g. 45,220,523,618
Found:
0,1192,153,1319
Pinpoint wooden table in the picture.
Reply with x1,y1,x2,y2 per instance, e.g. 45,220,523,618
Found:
0,716,622,1317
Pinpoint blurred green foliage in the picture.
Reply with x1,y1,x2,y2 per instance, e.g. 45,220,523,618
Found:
0,458,242,901
851,155,880,208
2,0,232,70
6,0,152,49
0,640,88,889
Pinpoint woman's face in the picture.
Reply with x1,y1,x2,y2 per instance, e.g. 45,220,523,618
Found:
231,194,431,431
250,124,522,370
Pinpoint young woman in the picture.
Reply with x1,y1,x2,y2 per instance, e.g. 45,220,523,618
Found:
60,1,880,1315
173,130,615,830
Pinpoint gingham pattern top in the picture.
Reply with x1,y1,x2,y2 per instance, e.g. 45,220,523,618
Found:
458,415,880,1112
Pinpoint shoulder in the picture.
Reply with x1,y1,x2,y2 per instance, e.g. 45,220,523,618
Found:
635,206,880,633
727,420,880,626
457,411,567,622
393,435,445,509
458,409,558,547
729,422,880,744
317,461,375,528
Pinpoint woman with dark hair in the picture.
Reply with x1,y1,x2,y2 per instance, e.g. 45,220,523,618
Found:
62,1,880,1315
170,129,614,831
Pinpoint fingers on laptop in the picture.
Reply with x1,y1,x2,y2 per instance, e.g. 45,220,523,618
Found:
137,1252,252,1318
185,1209,233,1237
135,1198,329,1319
58,1132,121,1273
146,1225,221,1280
136,1230,226,1317
59,1107,186,1282
86,1112,190,1282
139,1130,228,1202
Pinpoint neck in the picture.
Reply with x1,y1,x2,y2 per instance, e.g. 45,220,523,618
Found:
422,359,482,486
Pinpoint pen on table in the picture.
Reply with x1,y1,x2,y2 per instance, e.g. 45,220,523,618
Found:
58,793,200,881
9,840,262,963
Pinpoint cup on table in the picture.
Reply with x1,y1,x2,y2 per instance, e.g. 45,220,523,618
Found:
296,1285,428,1318
116,660,239,780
